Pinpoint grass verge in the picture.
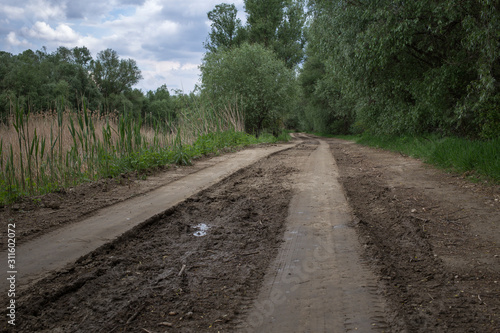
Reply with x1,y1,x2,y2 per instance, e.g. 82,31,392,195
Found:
317,133,500,183
0,96,290,205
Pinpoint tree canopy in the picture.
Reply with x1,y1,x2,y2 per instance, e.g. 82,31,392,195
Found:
245,0,305,68
90,48,142,98
300,0,500,138
204,0,306,69
2,0,498,139
0,46,191,126
201,43,297,135
204,3,244,53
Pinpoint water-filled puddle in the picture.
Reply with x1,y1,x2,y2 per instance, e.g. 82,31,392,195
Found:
193,223,210,237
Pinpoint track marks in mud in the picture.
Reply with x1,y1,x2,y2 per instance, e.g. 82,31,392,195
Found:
6,150,298,333
240,139,389,332
330,139,499,333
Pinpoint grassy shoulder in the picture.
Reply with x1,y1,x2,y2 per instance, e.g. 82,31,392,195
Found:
124,130,290,170
313,132,500,183
0,130,290,204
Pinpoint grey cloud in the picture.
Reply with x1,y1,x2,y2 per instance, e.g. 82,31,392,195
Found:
119,0,146,5
141,41,200,62
0,0,245,92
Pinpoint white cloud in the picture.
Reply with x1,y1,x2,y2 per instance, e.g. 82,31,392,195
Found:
6,31,31,46
23,21,80,43
26,0,67,21
181,63,198,71
0,0,247,92
137,58,201,92
1,5,25,20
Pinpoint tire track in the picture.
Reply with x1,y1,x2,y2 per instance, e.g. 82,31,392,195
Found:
238,137,388,332
0,142,298,292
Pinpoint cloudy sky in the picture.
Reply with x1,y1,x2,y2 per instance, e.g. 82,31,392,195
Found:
0,0,246,93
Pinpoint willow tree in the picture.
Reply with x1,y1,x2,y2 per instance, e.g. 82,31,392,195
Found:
245,0,306,68
204,3,244,53
201,43,297,135
301,0,500,138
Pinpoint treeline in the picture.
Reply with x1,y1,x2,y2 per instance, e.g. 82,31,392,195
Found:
299,0,500,139
200,0,305,135
0,47,196,125
2,0,498,139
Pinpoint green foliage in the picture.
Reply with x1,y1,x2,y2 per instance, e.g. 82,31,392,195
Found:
244,0,306,68
201,43,297,136
273,0,306,69
355,134,500,182
0,46,146,119
90,48,142,100
245,0,284,48
204,3,244,53
298,0,500,138
0,96,283,204
205,1,306,68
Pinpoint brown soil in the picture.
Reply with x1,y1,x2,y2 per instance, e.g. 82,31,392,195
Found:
329,138,499,332
0,147,271,251
1,135,499,332
238,138,389,332
3,145,298,332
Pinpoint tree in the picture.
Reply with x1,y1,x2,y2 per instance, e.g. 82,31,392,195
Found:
204,3,244,53
90,49,142,99
145,84,175,124
56,47,100,99
299,0,500,138
72,46,92,68
244,0,305,68
245,0,284,48
275,0,306,69
0,47,144,116
201,43,297,135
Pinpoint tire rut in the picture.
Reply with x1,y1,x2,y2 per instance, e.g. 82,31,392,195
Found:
238,137,389,332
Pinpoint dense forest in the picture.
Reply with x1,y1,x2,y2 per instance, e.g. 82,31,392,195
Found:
0,47,196,125
1,0,499,139
300,0,500,139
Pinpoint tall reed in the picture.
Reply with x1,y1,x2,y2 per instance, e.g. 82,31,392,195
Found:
0,98,245,204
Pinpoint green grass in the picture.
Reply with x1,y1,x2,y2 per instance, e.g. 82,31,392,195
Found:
92,130,283,174
311,132,359,141
0,100,289,204
336,134,500,183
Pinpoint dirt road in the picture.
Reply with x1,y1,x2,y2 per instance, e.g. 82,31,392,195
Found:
0,141,297,290
1,134,498,332
239,138,387,332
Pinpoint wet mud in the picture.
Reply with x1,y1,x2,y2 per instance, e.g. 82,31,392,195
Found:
1,135,498,332
3,150,297,332
329,138,499,332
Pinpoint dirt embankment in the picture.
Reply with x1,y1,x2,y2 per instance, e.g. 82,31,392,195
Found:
329,138,499,332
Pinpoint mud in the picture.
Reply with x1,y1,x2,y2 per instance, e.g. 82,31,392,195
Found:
0,145,276,251
329,138,499,332
0,160,207,251
1,135,499,332
2,147,297,332
238,138,389,332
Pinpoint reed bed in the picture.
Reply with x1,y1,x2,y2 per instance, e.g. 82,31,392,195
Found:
0,100,245,204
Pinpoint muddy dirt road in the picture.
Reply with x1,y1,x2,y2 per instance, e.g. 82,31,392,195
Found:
239,139,387,332
1,134,498,332
0,142,296,289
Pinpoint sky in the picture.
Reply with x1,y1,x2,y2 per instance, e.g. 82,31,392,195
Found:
0,0,247,93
